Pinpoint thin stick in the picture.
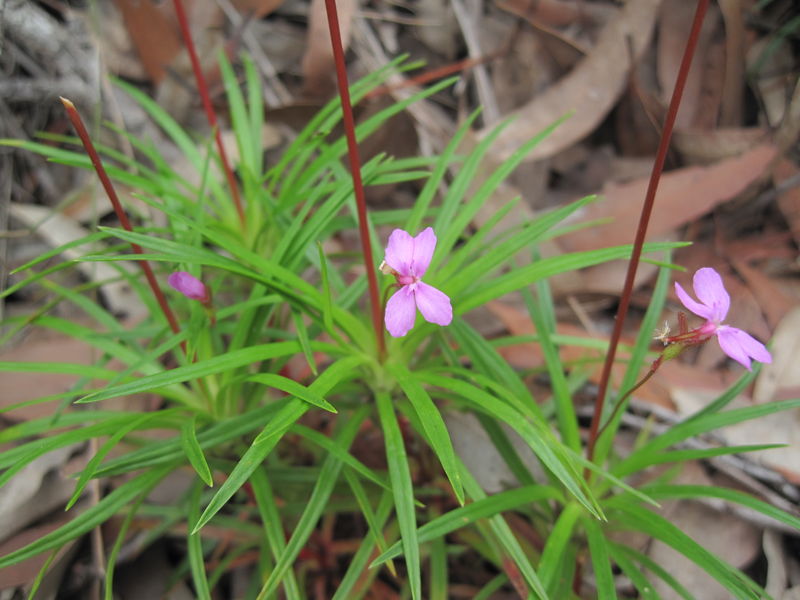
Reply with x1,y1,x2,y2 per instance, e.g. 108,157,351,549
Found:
172,0,246,226
60,98,182,337
585,0,710,464
323,0,386,357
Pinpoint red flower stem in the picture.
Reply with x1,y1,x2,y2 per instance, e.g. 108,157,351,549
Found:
323,0,386,358
172,0,246,227
585,0,710,465
60,98,182,339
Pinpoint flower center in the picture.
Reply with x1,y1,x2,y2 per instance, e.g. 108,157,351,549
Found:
397,274,417,286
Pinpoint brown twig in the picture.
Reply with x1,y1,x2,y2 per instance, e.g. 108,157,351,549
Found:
60,98,182,338
323,0,386,358
585,0,710,465
172,0,246,227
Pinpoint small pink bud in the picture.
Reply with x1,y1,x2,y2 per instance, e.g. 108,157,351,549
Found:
167,271,209,302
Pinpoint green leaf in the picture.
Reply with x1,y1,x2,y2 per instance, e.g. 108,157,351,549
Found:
538,503,581,593
639,484,800,532
194,399,308,534
255,406,370,600
388,363,464,505
459,464,549,600
418,371,600,518
0,465,171,568
457,242,688,313
609,546,659,600
67,410,179,510
584,518,617,599
181,417,214,487
291,309,318,376
187,483,213,600
609,504,763,599
194,356,364,532
249,468,302,599
372,485,559,565
79,342,300,403
291,424,390,491
333,491,395,600
376,390,422,600
610,543,693,600
247,373,336,413
613,399,800,477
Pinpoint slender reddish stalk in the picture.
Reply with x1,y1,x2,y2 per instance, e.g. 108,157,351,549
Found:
172,0,245,227
61,98,182,337
323,0,386,357
585,0,710,463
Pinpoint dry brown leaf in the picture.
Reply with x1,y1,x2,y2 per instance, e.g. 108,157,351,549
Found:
0,501,84,588
302,0,358,98
113,0,183,84
495,0,610,28
657,1,720,129
230,0,284,20
480,0,662,161
774,159,800,247
558,144,778,252
717,0,746,126
732,259,794,329
673,127,769,164
754,306,800,404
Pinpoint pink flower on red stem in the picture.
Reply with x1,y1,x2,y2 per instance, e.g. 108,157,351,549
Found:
674,267,771,370
382,227,452,337
167,271,209,303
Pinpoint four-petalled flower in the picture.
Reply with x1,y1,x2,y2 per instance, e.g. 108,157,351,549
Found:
382,227,452,337
168,271,210,303
674,267,771,370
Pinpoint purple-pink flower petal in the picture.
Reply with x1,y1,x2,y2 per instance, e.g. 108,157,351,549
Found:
168,271,208,301
674,281,715,321
384,229,415,276
385,286,417,337
414,281,453,327
716,326,772,371
411,227,436,278
692,267,730,323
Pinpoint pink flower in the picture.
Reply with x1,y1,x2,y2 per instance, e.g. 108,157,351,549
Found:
382,227,452,337
674,267,771,370
167,271,209,303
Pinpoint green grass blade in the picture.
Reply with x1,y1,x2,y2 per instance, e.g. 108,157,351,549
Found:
376,390,422,600
255,406,370,599
0,465,171,568
188,483,213,600
79,342,300,403
291,424,390,491
181,417,214,487
194,398,308,534
640,484,800,531
389,363,464,504
609,504,763,599
372,485,559,565
584,517,617,599
613,399,800,477
247,373,337,413
538,503,581,593
459,464,549,600
418,371,599,518
333,491,395,600
249,467,302,599
610,542,693,600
